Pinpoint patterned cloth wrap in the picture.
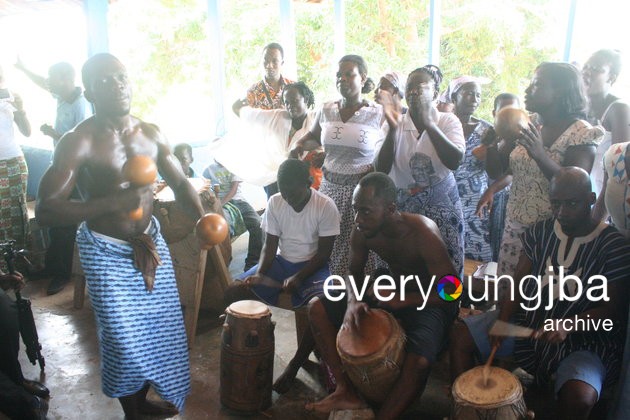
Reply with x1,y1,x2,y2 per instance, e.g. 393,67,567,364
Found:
397,173,464,278
0,156,29,251
76,217,190,410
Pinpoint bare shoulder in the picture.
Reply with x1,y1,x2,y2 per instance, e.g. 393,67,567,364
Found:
136,119,170,152
401,212,441,238
137,119,163,139
55,117,96,159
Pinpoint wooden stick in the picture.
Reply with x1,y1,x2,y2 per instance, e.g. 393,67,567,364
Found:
482,343,499,387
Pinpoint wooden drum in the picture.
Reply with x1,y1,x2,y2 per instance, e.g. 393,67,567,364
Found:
451,366,529,420
336,309,406,403
220,300,275,413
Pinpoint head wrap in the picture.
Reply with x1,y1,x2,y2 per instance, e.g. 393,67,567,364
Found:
381,71,406,99
438,75,489,104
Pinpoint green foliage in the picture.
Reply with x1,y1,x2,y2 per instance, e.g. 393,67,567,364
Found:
109,0,565,134
221,0,281,97
294,1,336,105
345,0,430,80
109,0,212,120
439,0,559,120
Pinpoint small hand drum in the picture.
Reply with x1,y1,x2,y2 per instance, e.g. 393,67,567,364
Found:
452,366,530,419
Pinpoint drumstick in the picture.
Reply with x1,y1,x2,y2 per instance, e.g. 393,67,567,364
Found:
482,343,499,387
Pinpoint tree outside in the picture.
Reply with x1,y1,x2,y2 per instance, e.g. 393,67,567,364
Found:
108,0,584,137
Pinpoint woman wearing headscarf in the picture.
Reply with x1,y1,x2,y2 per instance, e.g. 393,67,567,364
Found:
486,62,604,277
0,65,31,255
375,65,465,277
374,71,407,114
451,76,494,262
293,55,385,276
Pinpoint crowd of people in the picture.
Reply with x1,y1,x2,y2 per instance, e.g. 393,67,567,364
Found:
0,41,629,420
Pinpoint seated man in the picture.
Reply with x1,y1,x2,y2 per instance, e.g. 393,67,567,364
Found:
0,271,49,420
224,158,340,393
306,172,459,418
173,143,196,178
450,167,630,420
203,158,262,270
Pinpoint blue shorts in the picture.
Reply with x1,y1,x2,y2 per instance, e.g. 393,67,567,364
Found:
463,310,606,399
236,255,330,308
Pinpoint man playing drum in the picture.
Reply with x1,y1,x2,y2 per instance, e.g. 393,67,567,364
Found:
450,167,630,420
306,172,459,418
36,53,204,419
225,158,340,393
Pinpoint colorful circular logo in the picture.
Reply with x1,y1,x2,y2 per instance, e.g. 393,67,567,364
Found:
437,275,462,301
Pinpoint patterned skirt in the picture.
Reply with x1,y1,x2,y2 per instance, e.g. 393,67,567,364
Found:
319,170,379,276
0,156,29,253
76,218,190,410
489,188,509,262
456,172,492,262
497,216,529,278
397,175,464,278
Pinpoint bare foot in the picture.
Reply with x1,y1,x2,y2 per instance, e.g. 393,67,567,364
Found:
138,399,179,416
273,363,300,394
305,389,366,414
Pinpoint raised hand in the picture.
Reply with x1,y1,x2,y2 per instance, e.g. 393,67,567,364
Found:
375,90,402,129
517,122,546,162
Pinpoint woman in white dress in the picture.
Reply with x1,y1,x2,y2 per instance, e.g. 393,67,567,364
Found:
293,55,386,276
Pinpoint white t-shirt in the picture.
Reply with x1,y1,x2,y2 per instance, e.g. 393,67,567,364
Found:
388,109,465,190
262,188,340,263
0,96,24,160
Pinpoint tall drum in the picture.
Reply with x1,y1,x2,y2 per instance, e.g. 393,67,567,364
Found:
336,309,406,403
220,300,275,413
451,366,530,419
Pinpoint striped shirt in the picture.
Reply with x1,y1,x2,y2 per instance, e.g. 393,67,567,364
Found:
514,219,630,387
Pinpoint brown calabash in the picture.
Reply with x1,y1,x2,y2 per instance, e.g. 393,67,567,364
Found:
494,107,530,142
195,213,229,249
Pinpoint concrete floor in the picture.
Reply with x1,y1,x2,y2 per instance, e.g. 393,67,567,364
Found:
8,232,588,420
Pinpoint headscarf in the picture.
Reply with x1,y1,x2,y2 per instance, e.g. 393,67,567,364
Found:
381,71,406,99
438,75,489,104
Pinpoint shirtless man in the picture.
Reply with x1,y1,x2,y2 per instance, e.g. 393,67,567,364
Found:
36,53,204,419
306,172,459,419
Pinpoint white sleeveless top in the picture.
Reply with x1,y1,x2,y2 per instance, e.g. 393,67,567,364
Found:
0,95,23,160
320,101,385,175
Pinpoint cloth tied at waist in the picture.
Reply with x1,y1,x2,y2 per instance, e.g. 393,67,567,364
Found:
128,233,162,291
